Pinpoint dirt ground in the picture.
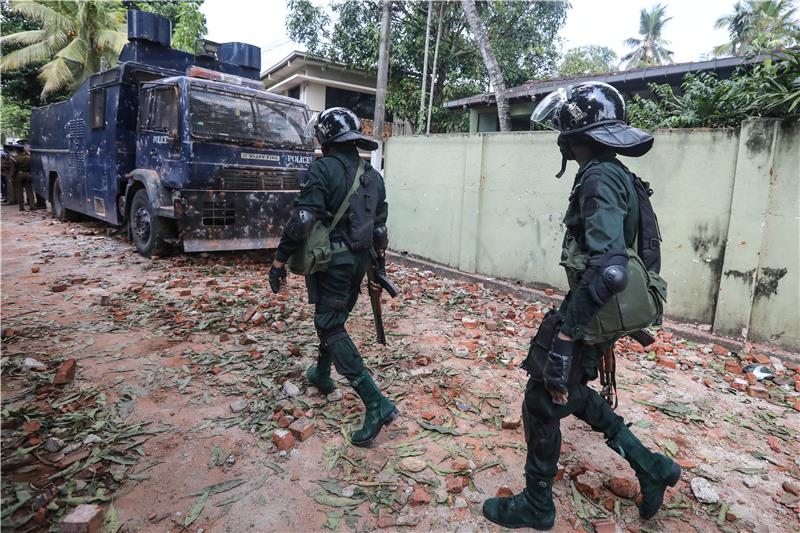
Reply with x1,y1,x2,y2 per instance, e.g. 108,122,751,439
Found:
2,205,799,533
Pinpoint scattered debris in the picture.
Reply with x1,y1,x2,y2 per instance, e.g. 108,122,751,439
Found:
691,477,720,504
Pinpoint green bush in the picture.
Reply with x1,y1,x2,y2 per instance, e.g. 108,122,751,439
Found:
628,50,800,129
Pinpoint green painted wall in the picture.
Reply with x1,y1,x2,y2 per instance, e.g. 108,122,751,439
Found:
384,119,800,351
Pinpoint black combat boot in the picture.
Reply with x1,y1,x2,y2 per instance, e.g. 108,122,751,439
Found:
349,371,399,446
482,476,556,530
306,350,335,395
609,425,682,519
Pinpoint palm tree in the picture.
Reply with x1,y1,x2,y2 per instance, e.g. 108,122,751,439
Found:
714,0,799,56
1,0,128,100
622,3,674,68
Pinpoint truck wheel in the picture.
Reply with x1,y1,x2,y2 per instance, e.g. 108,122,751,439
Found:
51,178,79,222
129,189,175,258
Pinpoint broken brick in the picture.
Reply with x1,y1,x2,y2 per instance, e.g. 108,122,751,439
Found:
242,305,259,322
239,334,257,346
451,457,471,472
767,435,781,453
462,317,478,329
712,344,729,356
731,379,748,392
31,266,40,273
501,415,521,430
53,359,77,385
52,284,68,293
783,481,800,496
752,353,771,365
745,372,758,385
272,429,294,451
179,289,191,297
277,415,294,428
747,385,770,399
288,417,315,442
23,420,41,434
415,356,430,366
504,326,516,336
496,486,514,498
656,355,677,369
591,518,622,533
607,476,638,499
446,475,469,494
411,485,430,505
575,471,603,500
724,360,742,374
61,504,104,533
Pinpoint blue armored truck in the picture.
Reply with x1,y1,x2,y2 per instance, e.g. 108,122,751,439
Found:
30,11,314,256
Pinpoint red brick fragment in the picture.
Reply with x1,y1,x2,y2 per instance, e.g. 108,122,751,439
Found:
592,518,622,533
446,475,469,494
52,284,68,293
656,356,677,369
731,379,748,392
752,353,771,365
452,457,471,471
272,429,294,451
783,481,800,496
496,486,514,498
747,385,770,399
462,317,478,329
607,476,638,499
23,420,41,434
767,435,781,453
724,360,742,374
53,359,77,385
411,485,430,505
31,266,40,273
288,417,315,442
61,504,104,533
501,415,521,429
575,471,603,500
712,344,729,356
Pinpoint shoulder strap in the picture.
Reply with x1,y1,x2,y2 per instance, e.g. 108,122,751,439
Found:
329,160,365,233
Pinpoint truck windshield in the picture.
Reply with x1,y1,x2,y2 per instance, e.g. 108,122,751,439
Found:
189,87,312,149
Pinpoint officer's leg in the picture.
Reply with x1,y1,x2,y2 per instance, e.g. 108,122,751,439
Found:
24,178,34,210
16,177,25,211
314,258,397,446
571,359,681,519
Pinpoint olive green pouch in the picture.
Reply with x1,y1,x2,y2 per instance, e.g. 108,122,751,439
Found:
288,161,364,276
561,241,667,345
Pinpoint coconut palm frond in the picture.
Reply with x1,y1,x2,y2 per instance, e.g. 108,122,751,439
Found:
0,40,59,70
1,29,49,46
38,57,75,99
9,0,72,32
55,37,89,65
95,29,128,52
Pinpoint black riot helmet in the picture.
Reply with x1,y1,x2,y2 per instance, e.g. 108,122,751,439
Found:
531,82,653,176
307,107,379,151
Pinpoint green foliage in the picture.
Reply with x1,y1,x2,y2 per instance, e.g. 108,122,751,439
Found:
1,99,31,140
285,0,569,132
0,0,45,105
0,0,128,100
627,51,800,129
559,45,618,77
713,0,799,57
126,0,208,53
622,3,674,68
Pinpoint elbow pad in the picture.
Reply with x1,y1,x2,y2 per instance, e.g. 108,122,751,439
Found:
285,208,317,240
584,249,629,306
373,224,388,251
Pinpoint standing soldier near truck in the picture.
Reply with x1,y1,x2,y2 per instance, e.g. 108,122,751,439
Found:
11,143,38,211
482,82,679,530
269,107,399,447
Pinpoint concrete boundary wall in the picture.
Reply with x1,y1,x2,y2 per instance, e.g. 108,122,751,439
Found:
384,118,800,351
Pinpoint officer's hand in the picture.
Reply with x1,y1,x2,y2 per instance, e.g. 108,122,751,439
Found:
368,279,382,295
269,264,287,294
543,337,575,406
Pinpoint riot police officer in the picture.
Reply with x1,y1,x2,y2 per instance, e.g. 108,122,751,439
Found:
269,107,399,447
482,82,680,529
11,143,35,211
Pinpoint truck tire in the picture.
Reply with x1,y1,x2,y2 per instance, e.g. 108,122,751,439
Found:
51,177,80,222
129,189,175,258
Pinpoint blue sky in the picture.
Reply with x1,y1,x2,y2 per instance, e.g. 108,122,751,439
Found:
201,0,739,73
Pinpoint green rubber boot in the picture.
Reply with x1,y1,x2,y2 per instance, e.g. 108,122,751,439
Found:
609,425,682,519
482,477,556,530
349,371,399,447
306,350,335,395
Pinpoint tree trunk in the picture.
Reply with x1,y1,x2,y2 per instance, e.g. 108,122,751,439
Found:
426,2,444,134
371,0,392,169
460,0,511,132
417,0,433,133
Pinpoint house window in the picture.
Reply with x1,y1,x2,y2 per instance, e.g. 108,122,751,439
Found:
325,86,391,122
89,89,106,129
287,86,301,100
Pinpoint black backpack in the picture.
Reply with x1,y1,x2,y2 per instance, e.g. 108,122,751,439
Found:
614,161,662,274
329,154,382,252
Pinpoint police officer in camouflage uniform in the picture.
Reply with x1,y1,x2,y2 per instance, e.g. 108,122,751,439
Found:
482,83,681,530
11,143,36,211
269,107,399,447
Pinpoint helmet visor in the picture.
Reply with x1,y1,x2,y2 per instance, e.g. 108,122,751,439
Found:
530,88,567,131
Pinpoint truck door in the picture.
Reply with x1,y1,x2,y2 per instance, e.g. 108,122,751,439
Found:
85,87,113,220
64,116,88,213
137,85,181,184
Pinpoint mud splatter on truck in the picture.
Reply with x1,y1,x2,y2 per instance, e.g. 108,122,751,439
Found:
29,10,315,257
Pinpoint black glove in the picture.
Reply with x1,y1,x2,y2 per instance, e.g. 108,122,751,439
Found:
269,264,287,294
543,336,575,402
